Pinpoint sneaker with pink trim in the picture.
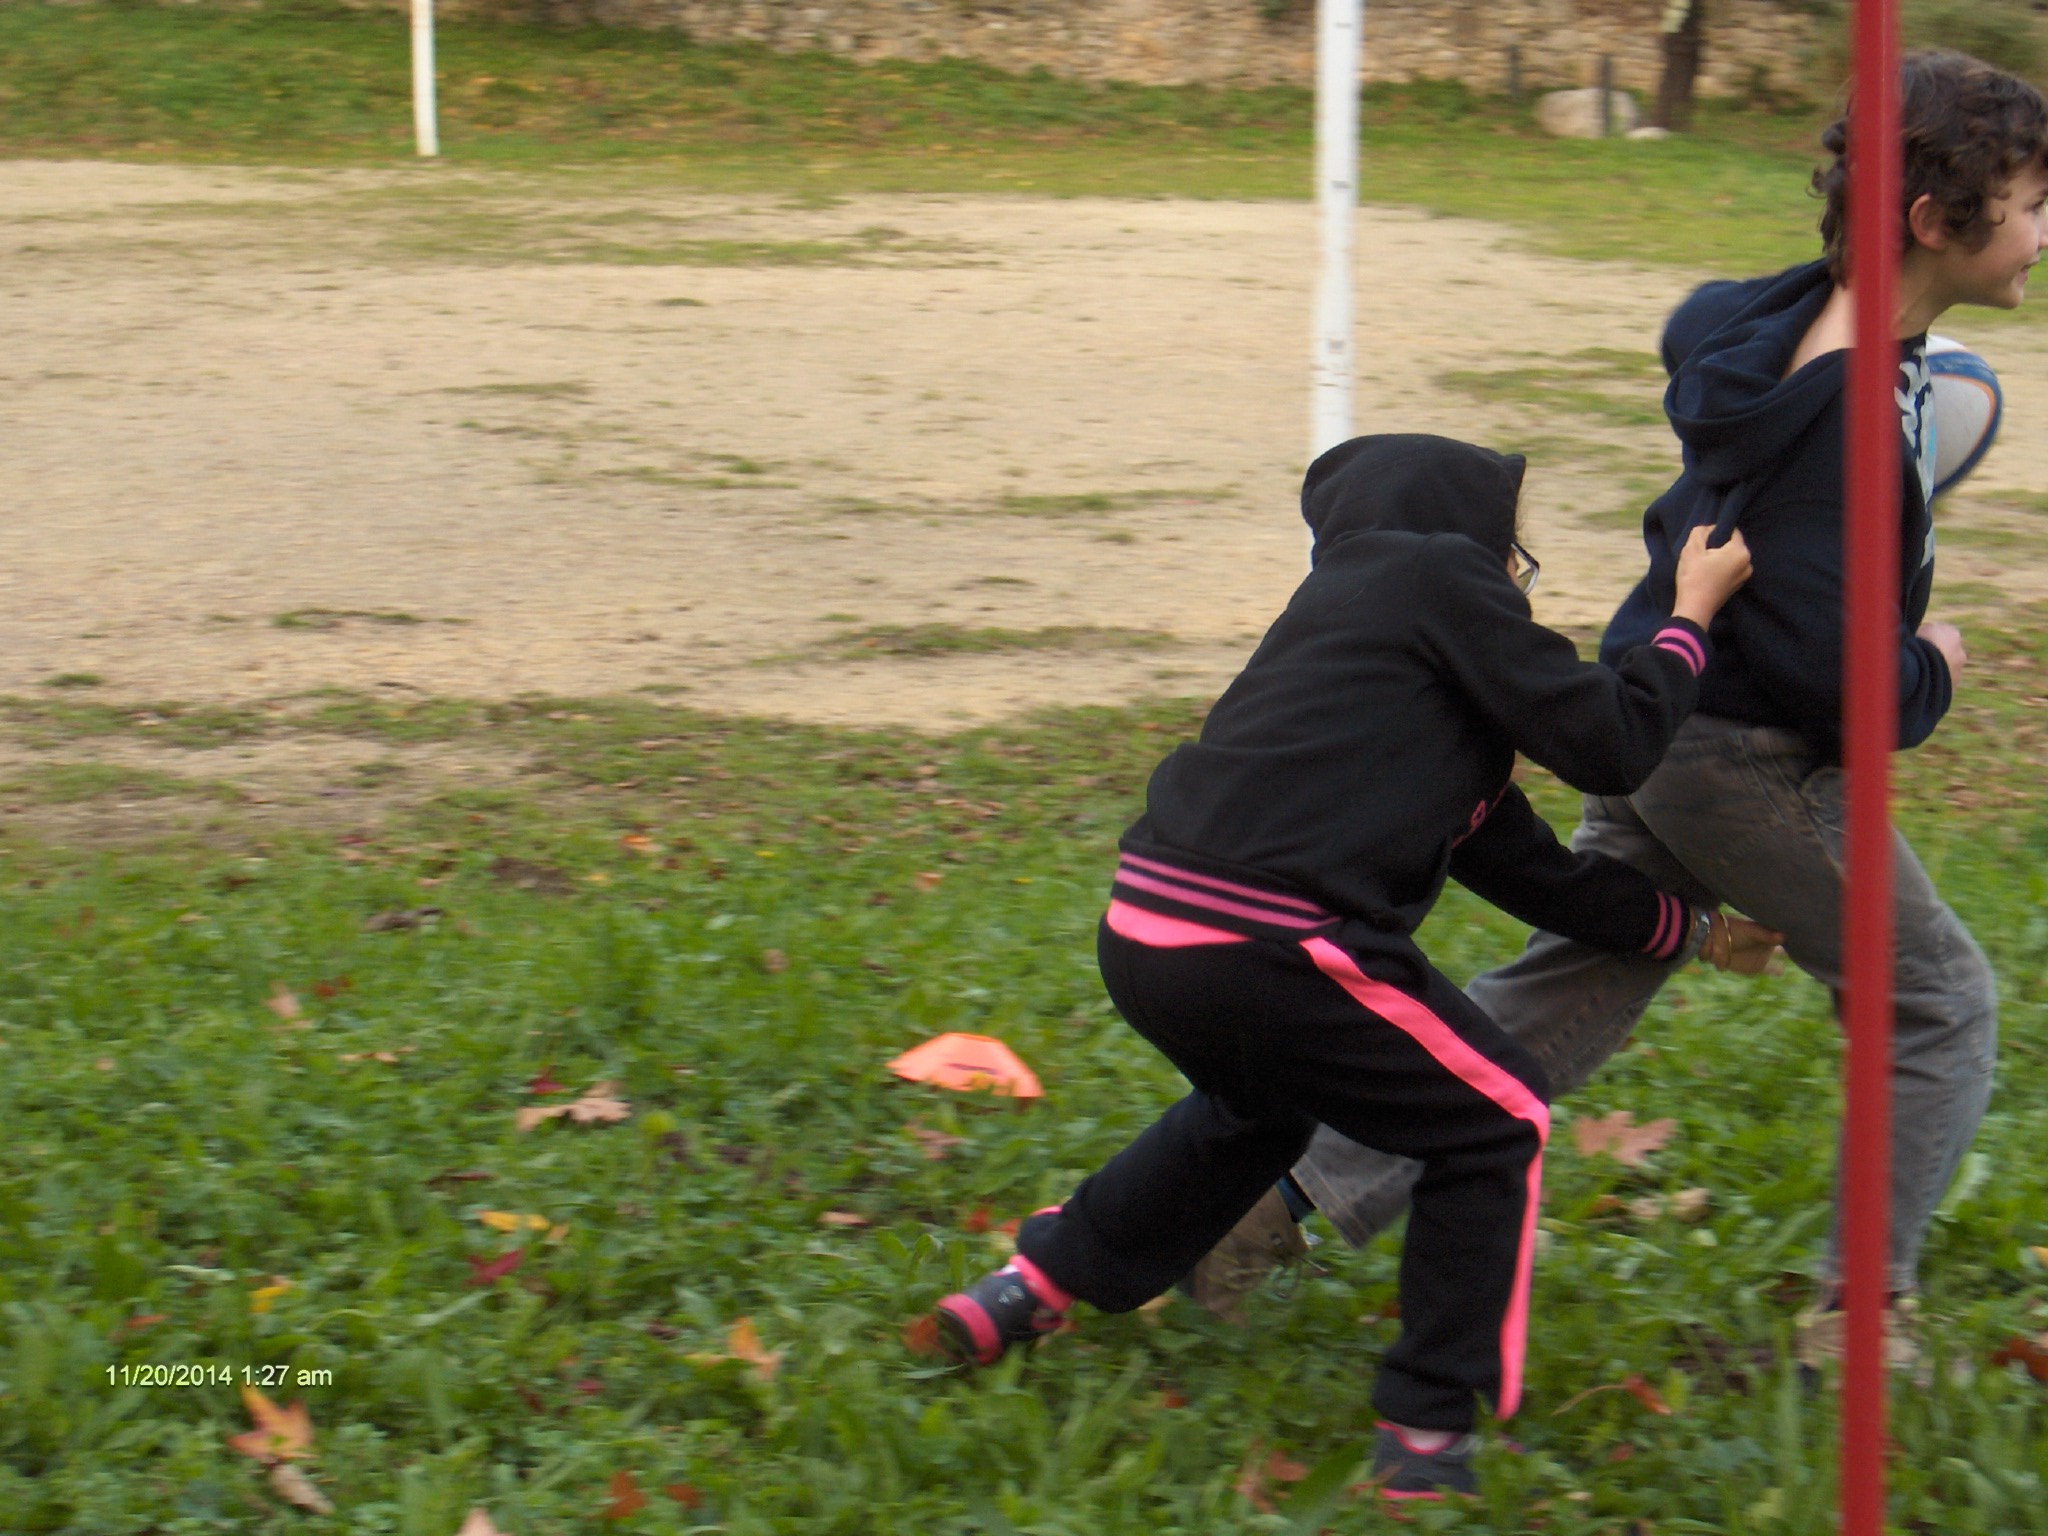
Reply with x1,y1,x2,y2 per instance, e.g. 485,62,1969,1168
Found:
1370,1421,1478,1499
933,1255,1071,1366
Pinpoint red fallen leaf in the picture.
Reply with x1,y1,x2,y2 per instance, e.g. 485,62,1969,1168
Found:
962,1204,993,1234
226,1386,314,1463
996,1218,1020,1240
1606,1443,1639,1463
122,1313,169,1332
515,1384,547,1414
903,1314,944,1357
1160,1388,1189,1408
665,1483,704,1508
467,1247,527,1286
1623,1373,1673,1415
311,976,353,999
602,1468,648,1519
526,1066,567,1095
1571,1110,1678,1169
1552,1373,1678,1418
573,1377,603,1396
1991,1333,2048,1382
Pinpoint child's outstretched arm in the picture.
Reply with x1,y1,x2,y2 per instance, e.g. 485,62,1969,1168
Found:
1449,783,1783,968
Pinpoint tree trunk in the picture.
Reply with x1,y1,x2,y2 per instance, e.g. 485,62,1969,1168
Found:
1655,1,1706,132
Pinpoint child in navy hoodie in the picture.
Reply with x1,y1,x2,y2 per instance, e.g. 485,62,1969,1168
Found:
928,434,1762,1498
1250,49,2048,1376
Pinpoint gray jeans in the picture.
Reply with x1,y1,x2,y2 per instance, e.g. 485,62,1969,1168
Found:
1291,714,1998,1295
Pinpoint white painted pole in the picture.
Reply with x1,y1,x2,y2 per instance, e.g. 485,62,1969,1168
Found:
411,0,440,159
1311,0,1362,461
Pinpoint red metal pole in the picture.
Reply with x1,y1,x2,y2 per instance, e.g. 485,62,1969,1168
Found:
1841,0,1900,1531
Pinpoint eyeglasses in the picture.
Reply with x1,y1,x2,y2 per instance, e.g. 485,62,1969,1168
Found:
1509,540,1541,596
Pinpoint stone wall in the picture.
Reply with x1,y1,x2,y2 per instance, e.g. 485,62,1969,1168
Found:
473,0,1823,101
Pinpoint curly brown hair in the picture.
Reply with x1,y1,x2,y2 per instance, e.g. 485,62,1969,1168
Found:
1814,49,2048,282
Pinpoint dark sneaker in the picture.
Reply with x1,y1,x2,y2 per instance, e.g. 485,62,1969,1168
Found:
1179,1187,1312,1325
934,1256,1070,1366
1371,1421,1479,1500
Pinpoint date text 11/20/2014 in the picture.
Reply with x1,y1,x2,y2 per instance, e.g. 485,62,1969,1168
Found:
106,1363,335,1388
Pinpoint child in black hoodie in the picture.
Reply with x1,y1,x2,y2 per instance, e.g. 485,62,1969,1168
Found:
928,433,1763,1498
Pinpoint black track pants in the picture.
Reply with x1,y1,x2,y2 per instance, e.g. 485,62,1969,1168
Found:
1016,916,1550,1431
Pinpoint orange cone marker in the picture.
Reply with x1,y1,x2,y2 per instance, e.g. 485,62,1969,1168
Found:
888,1033,1043,1099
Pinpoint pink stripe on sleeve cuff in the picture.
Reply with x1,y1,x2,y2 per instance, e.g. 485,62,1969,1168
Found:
1652,625,1707,676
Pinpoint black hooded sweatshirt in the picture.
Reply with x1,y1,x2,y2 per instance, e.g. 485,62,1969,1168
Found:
1119,434,1711,955
1601,260,1947,760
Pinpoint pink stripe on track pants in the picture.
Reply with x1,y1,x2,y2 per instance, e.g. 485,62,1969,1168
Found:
1015,916,1550,1432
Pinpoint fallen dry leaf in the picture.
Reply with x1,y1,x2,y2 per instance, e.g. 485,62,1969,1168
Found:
759,948,789,973
1991,1333,2048,1382
363,906,442,933
1552,1373,1677,1418
226,1386,314,1463
478,1211,551,1234
1233,1445,1310,1513
456,1511,506,1536
727,1318,782,1381
264,985,303,1022
467,1248,528,1287
269,1462,334,1514
249,1279,293,1314
907,1123,966,1161
666,1482,704,1508
121,1313,168,1333
312,975,353,999
902,1314,944,1357
619,833,658,855
1572,1111,1678,1169
602,1468,649,1518
1623,1373,1673,1415
818,1211,870,1228
516,1082,632,1132
688,1317,784,1381
913,871,944,891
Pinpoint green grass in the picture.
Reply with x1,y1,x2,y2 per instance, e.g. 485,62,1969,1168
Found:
0,0,1841,270
0,629,2045,1529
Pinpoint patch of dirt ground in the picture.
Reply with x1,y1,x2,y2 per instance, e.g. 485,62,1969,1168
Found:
7,158,2048,756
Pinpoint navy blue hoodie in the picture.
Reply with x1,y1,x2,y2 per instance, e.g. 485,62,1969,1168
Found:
1120,434,1710,953
1601,259,1949,760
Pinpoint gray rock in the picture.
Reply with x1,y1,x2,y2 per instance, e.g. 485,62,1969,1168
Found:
1534,88,1640,139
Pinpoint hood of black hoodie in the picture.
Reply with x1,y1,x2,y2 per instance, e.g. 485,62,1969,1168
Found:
1300,433,1526,566
1663,260,1842,491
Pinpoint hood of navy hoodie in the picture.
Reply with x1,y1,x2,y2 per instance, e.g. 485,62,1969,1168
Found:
1601,258,1946,758
1661,260,1838,492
